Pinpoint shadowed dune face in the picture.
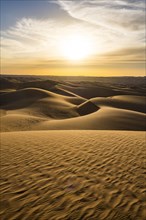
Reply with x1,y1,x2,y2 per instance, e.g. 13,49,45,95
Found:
1,131,146,220
77,101,99,116
0,76,146,132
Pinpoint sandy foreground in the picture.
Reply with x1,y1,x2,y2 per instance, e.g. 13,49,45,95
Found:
0,130,146,220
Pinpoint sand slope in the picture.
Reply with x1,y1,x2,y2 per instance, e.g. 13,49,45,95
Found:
1,131,146,220
36,107,145,131
0,88,83,132
91,95,146,113
0,89,145,132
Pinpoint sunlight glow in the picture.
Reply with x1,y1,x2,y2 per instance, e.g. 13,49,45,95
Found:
60,33,93,61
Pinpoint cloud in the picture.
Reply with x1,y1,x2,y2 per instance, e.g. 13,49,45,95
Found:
58,0,145,35
1,17,100,60
56,0,145,66
1,18,61,59
102,46,146,61
1,0,145,70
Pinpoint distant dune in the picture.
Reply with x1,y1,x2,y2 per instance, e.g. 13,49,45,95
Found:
0,84,145,132
0,76,146,219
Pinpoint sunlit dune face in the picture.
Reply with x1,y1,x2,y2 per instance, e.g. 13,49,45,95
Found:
60,33,93,61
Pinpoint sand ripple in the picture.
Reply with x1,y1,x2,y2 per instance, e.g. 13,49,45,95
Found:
0,131,146,219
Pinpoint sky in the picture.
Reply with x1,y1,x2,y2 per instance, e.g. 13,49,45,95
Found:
1,0,146,76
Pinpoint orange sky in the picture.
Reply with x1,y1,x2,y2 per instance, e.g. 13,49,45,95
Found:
1,0,145,76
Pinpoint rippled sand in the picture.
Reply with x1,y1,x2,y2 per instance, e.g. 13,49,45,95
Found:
1,131,146,220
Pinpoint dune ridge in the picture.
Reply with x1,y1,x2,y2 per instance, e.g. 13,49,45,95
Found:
0,86,145,132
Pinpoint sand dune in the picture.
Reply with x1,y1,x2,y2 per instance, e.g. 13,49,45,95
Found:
0,76,146,219
0,87,145,132
1,131,145,220
1,106,145,132
77,100,99,116
0,88,58,106
58,83,142,99
36,107,145,131
51,85,80,97
0,87,85,109
91,95,146,113
58,84,121,99
0,88,83,132
18,79,57,91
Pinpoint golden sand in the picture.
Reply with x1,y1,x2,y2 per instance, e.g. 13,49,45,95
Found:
0,131,146,220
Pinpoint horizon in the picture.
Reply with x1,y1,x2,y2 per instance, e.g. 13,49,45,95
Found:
1,73,146,79
1,0,146,76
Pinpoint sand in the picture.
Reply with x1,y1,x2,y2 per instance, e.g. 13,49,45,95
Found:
0,76,146,219
0,88,145,132
0,131,146,220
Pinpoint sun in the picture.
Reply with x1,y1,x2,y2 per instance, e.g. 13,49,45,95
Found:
60,33,93,61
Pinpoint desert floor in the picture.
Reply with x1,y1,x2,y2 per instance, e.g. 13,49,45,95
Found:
0,76,146,219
